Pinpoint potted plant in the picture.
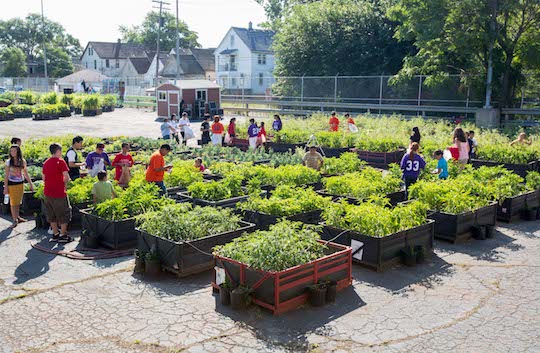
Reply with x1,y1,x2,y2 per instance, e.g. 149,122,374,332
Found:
72,95,84,114
144,249,161,276
401,245,416,267
415,245,427,264
325,280,338,303
219,278,233,306
82,229,100,249
0,107,13,121
82,95,102,116
230,285,251,310
134,249,146,273
308,282,327,307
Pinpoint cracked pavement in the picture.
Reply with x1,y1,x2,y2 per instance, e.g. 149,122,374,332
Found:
0,215,539,353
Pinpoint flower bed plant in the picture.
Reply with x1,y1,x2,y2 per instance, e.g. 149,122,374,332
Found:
18,91,38,105
0,107,13,120
321,152,366,175
10,104,33,118
163,160,204,193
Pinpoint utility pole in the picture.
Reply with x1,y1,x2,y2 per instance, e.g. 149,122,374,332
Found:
175,0,180,85
41,0,48,82
152,0,170,88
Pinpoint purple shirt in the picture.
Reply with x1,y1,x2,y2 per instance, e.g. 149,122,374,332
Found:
86,151,111,171
248,124,259,138
400,153,426,178
272,120,282,131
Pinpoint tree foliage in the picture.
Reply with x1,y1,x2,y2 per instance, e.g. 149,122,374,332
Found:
390,0,540,107
0,47,27,77
272,0,413,77
119,11,200,52
39,47,75,77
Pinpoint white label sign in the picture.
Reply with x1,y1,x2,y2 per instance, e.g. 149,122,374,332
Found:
215,266,226,286
351,240,364,261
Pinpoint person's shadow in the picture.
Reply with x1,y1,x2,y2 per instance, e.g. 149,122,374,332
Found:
13,237,63,285
0,228,15,246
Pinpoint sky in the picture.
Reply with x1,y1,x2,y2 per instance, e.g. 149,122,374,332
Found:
0,0,267,48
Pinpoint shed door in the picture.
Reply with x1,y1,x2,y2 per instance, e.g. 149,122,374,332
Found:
168,91,179,116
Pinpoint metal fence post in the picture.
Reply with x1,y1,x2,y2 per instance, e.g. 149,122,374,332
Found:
521,87,525,109
417,75,423,107
466,86,470,109
379,75,384,106
301,74,305,102
334,74,338,103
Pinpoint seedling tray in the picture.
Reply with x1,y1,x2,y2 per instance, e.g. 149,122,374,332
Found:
80,209,137,249
321,220,434,272
212,240,352,315
137,221,255,277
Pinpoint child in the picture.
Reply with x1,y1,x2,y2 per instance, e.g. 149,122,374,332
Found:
467,131,478,159
194,158,206,172
329,111,339,132
432,150,449,180
92,171,116,205
400,142,426,193
112,143,133,187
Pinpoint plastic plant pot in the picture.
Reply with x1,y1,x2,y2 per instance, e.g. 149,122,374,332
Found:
308,285,327,307
472,226,486,240
145,261,161,276
325,282,337,303
231,287,250,310
485,225,495,239
220,287,231,306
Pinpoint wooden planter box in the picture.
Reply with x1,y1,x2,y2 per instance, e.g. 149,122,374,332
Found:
267,142,306,153
80,209,137,249
177,191,255,208
429,202,498,243
317,190,406,206
355,148,406,169
497,190,540,222
137,221,256,277
471,159,537,178
319,147,352,158
83,109,103,117
166,186,187,200
213,240,352,315
321,220,434,272
242,209,322,230
230,138,249,151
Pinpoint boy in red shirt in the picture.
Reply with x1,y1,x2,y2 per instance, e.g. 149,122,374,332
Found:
42,143,72,243
112,143,134,187
145,144,172,196
329,111,340,132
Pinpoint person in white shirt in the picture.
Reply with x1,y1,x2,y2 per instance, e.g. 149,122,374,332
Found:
178,112,190,145
160,118,173,140
169,115,180,144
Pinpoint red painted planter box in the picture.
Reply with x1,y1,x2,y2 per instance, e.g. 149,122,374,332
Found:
213,240,352,315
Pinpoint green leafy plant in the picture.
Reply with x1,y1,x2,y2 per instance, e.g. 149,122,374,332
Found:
10,104,33,114
0,107,13,117
323,167,402,200
18,91,37,105
163,160,203,188
322,152,367,175
40,92,58,105
187,175,245,201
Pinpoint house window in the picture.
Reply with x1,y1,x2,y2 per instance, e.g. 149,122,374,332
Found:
105,59,110,68
89,48,93,56
257,54,266,65
196,89,207,101
230,55,236,71
259,73,264,86
231,78,237,87
94,60,97,70
158,91,167,101
230,35,235,46
116,60,120,68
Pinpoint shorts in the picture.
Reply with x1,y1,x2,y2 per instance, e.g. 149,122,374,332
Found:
458,158,468,165
7,183,24,206
44,196,72,224
249,136,258,149
211,134,223,146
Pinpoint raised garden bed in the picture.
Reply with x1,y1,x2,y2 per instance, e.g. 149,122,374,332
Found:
498,190,540,222
33,114,59,121
428,202,498,243
102,106,115,113
13,112,32,118
242,209,322,230
267,142,306,153
317,190,406,206
319,147,352,158
177,191,255,208
262,182,323,195
354,148,406,169
212,240,352,315
82,109,103,117
80,209,137,249
0,115,15,121
471,159,537,178
321,220,434,272
21,191,41,216
137,221,256,277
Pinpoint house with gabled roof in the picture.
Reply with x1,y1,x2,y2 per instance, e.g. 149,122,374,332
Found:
161,48,216,81
214,22,275,94
80,39,149,77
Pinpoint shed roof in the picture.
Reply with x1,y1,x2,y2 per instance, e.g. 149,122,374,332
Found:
56,69,110,84
157,80,220,90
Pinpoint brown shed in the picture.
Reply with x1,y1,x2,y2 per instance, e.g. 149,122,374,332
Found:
156,80,221,119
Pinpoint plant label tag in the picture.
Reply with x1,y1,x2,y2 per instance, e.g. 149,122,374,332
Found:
501,208,507,213
215,266,226,286
351,240,364,261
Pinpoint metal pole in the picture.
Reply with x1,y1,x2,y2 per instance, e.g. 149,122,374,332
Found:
417,75,422,106
334,74,338,103
520,87,525,109
301,74,304,102
379,75,383,106
484,0,497,108
466,86,470,109
41,0,48,81
175,0,180,85
155,1,163,88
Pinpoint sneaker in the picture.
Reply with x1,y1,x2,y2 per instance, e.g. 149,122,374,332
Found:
49,233,60,242
57,235,73,243
47,227,54,235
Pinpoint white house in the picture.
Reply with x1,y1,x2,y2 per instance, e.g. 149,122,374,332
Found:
161,48,216,81
80,40,148,77
214,23,275,95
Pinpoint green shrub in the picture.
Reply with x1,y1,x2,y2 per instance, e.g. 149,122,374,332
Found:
0,107,13,116
18,91,37,105
40,92,58,105
10,104,33,113
61,94,74,106
82,95,100,111
164,160,203,188
102,94,117,107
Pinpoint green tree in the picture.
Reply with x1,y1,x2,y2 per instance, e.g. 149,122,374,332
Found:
38,47,74,77
391,0,540,107
255,0,321,29
0,47,27,77
119,11,200,52
273,0,413,77
0,14,82,60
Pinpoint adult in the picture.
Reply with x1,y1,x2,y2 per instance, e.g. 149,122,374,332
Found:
400,142,426,193
85,143,111,176
228,117,237,142
3,145,33,228
10,137,21,146
170,115,180,144
200,114,211,145
42,143,72,243
146,144,173,196
64,136,85,180
510,132,532,146
211,116,225,146
160,118,172,140
329,111,340,132
453,127,470,168
248,118,259,150
111,143,134,187
410,127,421,147
302,145,324,171
468,131,478,159
178,112,190,145
272,115,282,132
